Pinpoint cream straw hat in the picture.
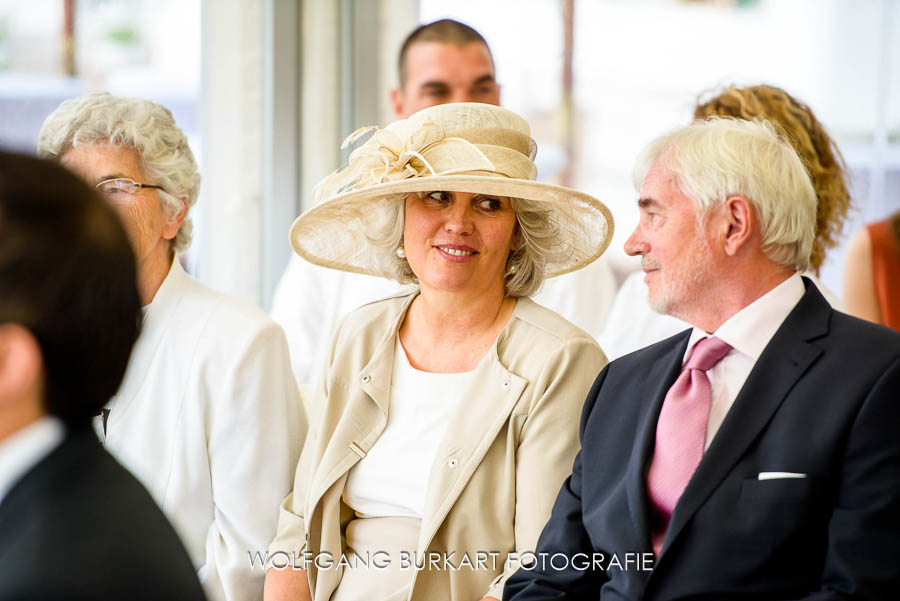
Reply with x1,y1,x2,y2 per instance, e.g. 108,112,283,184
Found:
289,102,613,279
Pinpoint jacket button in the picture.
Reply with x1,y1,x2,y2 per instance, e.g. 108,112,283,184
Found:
503,379,510,389
448,457,458,468
361,375,371,383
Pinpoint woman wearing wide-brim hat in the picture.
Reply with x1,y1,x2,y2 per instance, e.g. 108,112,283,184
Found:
264,102,613,601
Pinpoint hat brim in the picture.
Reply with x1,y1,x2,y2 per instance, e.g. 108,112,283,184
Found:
290,174,614,281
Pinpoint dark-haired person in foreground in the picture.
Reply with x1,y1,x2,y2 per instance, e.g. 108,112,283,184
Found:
0,151,206,601
504,119,900,600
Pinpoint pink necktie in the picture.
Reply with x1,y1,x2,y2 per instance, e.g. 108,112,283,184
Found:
646,336,732,556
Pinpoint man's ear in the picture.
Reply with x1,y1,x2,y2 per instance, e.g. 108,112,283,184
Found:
390,88,405,119
0,324,43,408
162,198,188,241
721,195,755,257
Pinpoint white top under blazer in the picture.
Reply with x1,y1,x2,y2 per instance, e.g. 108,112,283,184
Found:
342,341,477,518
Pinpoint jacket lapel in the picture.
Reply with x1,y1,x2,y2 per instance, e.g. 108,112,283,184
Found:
625,332,690,554
102,259,185,435
304,295,412,516
415,300,543,554
417,348,527,553
660,284,830,557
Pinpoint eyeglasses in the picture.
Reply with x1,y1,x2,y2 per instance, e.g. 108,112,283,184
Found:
95,178,165,202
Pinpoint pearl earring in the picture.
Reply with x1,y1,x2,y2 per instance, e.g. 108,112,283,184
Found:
396,246,406,259
507,262,518,274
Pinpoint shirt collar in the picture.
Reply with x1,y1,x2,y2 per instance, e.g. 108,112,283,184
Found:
0,416,65,506
684,272,805,363
142,256,184,315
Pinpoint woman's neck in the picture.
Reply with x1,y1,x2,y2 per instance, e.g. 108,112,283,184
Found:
138,248,175,307
399,286,516,373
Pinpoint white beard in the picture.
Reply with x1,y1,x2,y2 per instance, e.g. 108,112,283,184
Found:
646,234,713,317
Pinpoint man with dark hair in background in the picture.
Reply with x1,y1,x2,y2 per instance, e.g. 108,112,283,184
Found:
391,18,500,117
0,150,206,601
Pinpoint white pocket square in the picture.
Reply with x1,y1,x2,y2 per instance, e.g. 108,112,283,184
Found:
758,471,807,480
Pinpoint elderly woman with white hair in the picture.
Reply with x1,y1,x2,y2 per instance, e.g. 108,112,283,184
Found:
264,103,612,601
38,92,307,601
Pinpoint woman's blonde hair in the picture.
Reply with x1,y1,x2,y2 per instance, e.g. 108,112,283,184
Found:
694,84,851,272
366,193,557,297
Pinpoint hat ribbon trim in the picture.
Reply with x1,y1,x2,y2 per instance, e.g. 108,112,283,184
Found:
346,119,497,187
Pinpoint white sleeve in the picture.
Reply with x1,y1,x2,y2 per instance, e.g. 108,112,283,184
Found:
270,257,404,389
270,255,325,386
532,254,617,340
201,322,307,601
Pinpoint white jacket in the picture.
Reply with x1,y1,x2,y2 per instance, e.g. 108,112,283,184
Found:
97,259,307,601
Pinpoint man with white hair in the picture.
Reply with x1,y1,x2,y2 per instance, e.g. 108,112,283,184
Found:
38,92,307,601
504,118,900,600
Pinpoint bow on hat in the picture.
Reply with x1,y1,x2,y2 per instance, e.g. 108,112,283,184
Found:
320,116,498,199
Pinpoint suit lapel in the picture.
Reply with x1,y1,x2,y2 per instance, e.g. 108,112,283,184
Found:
625,332,690,553
660,284,830,557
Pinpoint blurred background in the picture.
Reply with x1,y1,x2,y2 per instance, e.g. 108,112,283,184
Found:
1,0,898,310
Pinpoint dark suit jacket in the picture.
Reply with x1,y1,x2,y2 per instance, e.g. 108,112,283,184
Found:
505,281,900,600
0,426,207,601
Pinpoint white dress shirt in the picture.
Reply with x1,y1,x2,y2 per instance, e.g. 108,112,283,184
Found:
680,273,805,449
0,416,64,506
342,341,477,518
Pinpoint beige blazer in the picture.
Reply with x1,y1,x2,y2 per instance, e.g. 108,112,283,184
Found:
269,291,606,600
